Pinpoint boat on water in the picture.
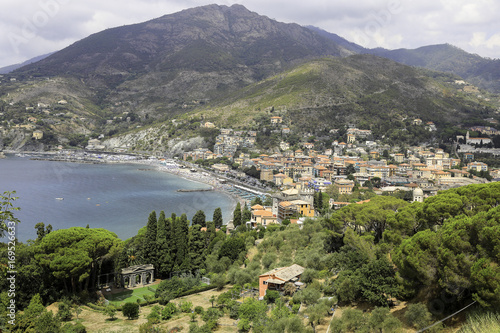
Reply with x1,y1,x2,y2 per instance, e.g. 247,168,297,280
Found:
55,197,64,200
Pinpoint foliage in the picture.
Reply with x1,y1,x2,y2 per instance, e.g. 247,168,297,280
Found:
0,191,20,238
330,307,402,333
57,300,73,321
179,301,193,313
122,302,140,319
161,302,178,320
36,227,121,294
213,208,223,229
218,237,246,261
233,202,242,227
147,305,162,324
104,305,117,320
457,311,500,333
192,210,206,228
404,303,433,330
393,184,500,306
264,290,280,304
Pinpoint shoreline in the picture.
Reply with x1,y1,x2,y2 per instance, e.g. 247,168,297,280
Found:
7,151,254,222
130,159,246,217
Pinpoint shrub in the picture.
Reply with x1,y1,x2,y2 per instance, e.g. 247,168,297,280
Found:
264,290,280,304
404,303,432,330
161,302,178,320
57,302,73,321
122,302,140,319
62,322,87,333
147,305,162,324
179,301,193,313
104,305,117,320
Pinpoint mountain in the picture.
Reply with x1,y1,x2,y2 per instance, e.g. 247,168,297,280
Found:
195,55,495,137
308,27,500,94
305,26,367,54
1,5,499,152
369,44,500,93
15,5,351,99
0,52,55,74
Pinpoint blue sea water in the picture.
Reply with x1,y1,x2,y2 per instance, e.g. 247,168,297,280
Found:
0,155,236,242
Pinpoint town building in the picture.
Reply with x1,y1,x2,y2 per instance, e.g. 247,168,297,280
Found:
259,264,305,299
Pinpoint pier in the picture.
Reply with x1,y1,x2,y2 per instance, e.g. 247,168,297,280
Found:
177,188,214,192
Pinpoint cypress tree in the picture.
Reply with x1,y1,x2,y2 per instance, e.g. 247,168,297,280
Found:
233,202,242,227
242,204,251,224
317,190,323,213
188,224,206,271
213,207,223,229
156,211,171,277
174,214,190,271
192,210,206,228
144,211,158,266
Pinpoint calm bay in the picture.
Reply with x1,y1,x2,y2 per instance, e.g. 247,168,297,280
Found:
0,155,236,242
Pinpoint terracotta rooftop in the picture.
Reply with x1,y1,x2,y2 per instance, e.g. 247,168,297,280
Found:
260,264,305,282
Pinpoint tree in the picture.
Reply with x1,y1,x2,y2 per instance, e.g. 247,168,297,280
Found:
147,305,162,324
144,211,158,266
161,302,178,320
1,191,20,238
264,290,280,304
251,197,263,206
213,208,223,229
233,202,242,227
189,224,208,271
156,211,172,278
104,305,117,320
219,237,245,261
173,214,190,270
192,210,206,228
404,303,432,330
242,205,251,224
209,295,216,308
122,302,140,319
57,300,73,321
35,222,52,242
12,293,58,332
36,227,121,294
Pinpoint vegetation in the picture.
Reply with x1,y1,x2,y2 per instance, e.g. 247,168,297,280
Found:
1,182,500,332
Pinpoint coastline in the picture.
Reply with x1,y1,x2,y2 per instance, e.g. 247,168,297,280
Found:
130,159,245,217
9,150,253,222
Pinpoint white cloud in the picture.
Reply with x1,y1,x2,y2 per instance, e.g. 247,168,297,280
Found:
1,0,500,67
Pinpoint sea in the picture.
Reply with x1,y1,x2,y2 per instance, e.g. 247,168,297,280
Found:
0,155,236,242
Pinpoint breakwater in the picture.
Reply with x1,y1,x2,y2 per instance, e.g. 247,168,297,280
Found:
177,188,214,192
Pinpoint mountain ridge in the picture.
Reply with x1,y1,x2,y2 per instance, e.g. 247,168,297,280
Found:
1,4,499,152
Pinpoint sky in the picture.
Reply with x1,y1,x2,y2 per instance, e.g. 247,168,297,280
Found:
1,0,500,68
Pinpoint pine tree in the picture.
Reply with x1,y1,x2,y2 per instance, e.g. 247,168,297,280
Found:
233,202,242,227
144,211,158,266
213,207,223,229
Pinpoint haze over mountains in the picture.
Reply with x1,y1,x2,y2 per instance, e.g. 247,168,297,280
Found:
1,4,498,151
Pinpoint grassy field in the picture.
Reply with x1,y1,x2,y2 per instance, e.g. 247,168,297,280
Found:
54,286,237,333
105,285,158,306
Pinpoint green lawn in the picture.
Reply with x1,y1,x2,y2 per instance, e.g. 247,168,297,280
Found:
106,285,158,306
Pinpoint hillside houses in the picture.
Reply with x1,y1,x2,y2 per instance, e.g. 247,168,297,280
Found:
181,125,494,208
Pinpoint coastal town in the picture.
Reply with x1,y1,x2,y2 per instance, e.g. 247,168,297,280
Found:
3,111,500,231
178,117,499,224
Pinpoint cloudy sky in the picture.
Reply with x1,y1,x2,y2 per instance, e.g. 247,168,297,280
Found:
1,0,500,68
